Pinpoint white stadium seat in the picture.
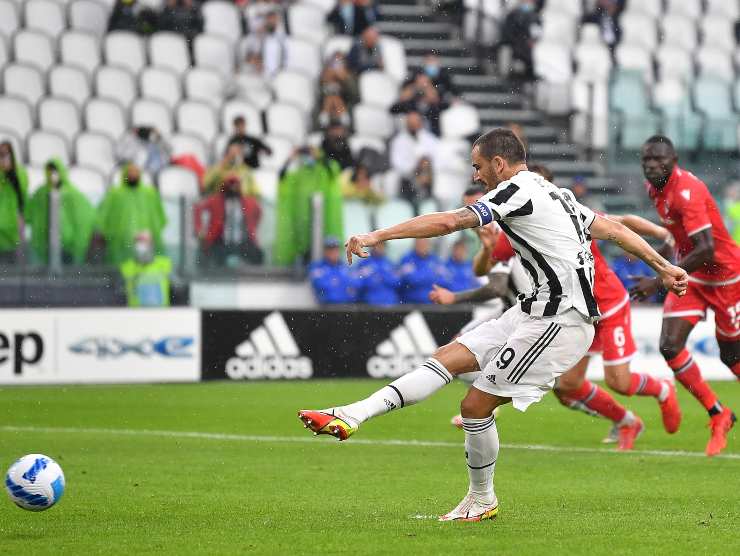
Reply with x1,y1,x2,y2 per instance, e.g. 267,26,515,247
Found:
540,11,577,46
0,97,33,139
706,0,739,19
696,46,734,82
39,97,81,145
661,14,697,51
655,44,693,83
379,36,407,84
96,65,137,109
0,0,20,39
194,34,234,77
28,131,70,167
285,37,322,79
343,200,373,243
132,98,174,137
211,133,230,162
158,166,200,199
252,168,279,201
271,71,314,113
359,71,400,109
700,16,735,53
149,32,191,75
26,166,46,195
352,103,394,139
533,40,573,114
61,31,101,77
140,67,181,110
14,30,55,73
619,11,658,52
25,0,66,38
70,0,109,39
543,0,581,17
176,101,218,144
0,38,7,69
259,135,293,170
615,43,653,82
84,98,127,141
68,166,106,206
375,199,415,261
322,35,352,60
221,100,264,135
49,66,91,109
622,0,661,19
287,3,328,44
105,31,146,75
3,64,45,107
665,0,701,19
75,132,116,176
440,104,480,139
266,103,307,143
0,128,25,162
170,133,208,166
184,68,224,109
574,26,612,82
202,1,242,44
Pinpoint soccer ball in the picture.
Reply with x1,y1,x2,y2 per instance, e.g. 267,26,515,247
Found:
5,454,65,511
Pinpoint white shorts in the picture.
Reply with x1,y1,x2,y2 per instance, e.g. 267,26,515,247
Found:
456,305,595,412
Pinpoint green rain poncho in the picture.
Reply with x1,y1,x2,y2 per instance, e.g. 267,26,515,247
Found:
0,149,28,254
25,158,97,263
97,167,167,265
274,158,343,266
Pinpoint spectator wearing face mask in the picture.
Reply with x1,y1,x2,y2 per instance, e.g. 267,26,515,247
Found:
116,126,171,177
243,8,287,78
0,141,28,263
228,116,272,169
328,0,380,36
498,0,542,81
418,53,457,101
389,111,439,180
158,0,204,48
347,26,383,75
204,143,259,197
120,231,173,307
322,122,354,170
25,158,96,265
96,163,167,265
320,53,360,107
390,72,449,135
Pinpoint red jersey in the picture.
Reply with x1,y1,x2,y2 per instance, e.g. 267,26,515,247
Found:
646,166,740,285
492,232,628,316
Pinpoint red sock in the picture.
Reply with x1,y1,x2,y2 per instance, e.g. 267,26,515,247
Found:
570,380,627,423
667,349,718,411
626,372,663,397
732,362,740,379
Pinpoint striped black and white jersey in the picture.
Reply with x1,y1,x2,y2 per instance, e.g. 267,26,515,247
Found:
466,170,599,320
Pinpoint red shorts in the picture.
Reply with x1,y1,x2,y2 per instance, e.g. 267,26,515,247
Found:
587,297,637,365
663,277,740,341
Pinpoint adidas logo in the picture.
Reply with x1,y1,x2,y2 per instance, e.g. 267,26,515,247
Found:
225,312,313,380
366,311,438,378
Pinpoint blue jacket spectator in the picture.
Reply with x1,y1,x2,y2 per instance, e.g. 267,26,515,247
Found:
611,253,658,302
309,237,359,304
444,239,479,292
399,238,451,304
354,242,400,305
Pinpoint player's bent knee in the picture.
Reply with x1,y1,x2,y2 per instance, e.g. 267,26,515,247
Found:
719,349,739,368
659,338,683,362
604,370,629,394
433,342,480,376
460,387,506,419
555,374,582,393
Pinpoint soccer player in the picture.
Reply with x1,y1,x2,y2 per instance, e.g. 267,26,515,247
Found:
631,135,739,456
298,129,687,521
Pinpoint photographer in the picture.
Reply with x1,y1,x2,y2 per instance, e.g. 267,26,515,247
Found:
390,73,449,136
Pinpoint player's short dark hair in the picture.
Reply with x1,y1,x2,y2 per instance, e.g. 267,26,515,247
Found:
643,135,675,153
463,185,485,197
528,163,554,182
472,128,526,164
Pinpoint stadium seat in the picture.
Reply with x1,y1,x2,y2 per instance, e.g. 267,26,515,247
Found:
69,0,109,39
533,40,573,114
619,11,658,52
194,34,234,77
234,73,273,103
140,67,181,110
0,128,25,162
221,100,264,135
272,71,315,113
149,32,191,75
570,78,609,150
379,36,407,84
176,101,219,144
25,0,66,38
14,30,55,73
75,132,116,176
26,166,46,195
0,37,7,69
615,43,653,82
322,35,352,60
375,199,415,261
28,131,70,167
266,103,307,144
61,31,101,77
693,77,739,151
0,0,20,39
700,16,735,53
158,166,200,199
665,0,701,19
170,133,208,167
132,98,174,137
202,1,243,44
610,71,660,149
285,37,322,80
96,65,138,109
706,0,739,19
623,0,661,19
39,97,81,145
287,2,328,44
440,104,480,139
211,133,230,163
68,166,106,206
161,197,183,261
359,71,400,110
184,68,225,109
435,138,471,173
352,104,394,140
655,45,693,84
105,31,146,75
259,135,293,170
539,11,577,46
574,26,611,82
252,168,279,201
84,98,127,141
661,14,697,51
696,46,734,82
0,97,33,140
3,64,45,107
653,79,701,151
343,200,373,244
49,66,91,109
433,169,470,210
543,0,581,17
348,134,386,156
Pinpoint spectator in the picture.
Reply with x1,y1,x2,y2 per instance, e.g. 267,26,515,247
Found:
120,231,172,307
108,0,157,34
194,174,263,266
25,159,96,265
354,242,400,305
419,52,457,101
244,8,287,78
400,156,435,211
320,53,360,106
499,0,541,81
398,238,451,304
274,147,344,266
96,163,166,265
317,94,352,130
116,127,171,177
0,141,28,264
723,184,740,243
582,0,623,50
322,122,354,170
328,0,379,36
444,238,479,291
228,116,272,169
158,0,204,48
611,252,658,302
390,111,439,180
204,143,259,196
391,73,448,135
347,26,383,75
342,164,385,205
308,236,359,303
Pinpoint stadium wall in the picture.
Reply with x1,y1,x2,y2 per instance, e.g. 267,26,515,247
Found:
0,307,733,384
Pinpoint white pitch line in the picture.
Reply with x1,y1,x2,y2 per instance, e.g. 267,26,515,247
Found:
1,425,738,461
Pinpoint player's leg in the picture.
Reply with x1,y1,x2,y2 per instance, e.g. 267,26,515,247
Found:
718,339,740,380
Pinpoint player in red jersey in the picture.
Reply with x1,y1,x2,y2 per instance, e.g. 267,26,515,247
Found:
630,135,738,456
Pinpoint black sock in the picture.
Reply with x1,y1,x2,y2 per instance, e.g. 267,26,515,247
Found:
708,402,723,417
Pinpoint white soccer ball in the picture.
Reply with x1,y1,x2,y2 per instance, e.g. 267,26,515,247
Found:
5,454,65,511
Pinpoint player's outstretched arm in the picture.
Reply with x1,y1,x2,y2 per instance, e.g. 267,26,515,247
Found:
590,214,688,296
606,213,672,244
429,274,508,305
345,208,480,264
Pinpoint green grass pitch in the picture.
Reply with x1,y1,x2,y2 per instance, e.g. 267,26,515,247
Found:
0,380,738,555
